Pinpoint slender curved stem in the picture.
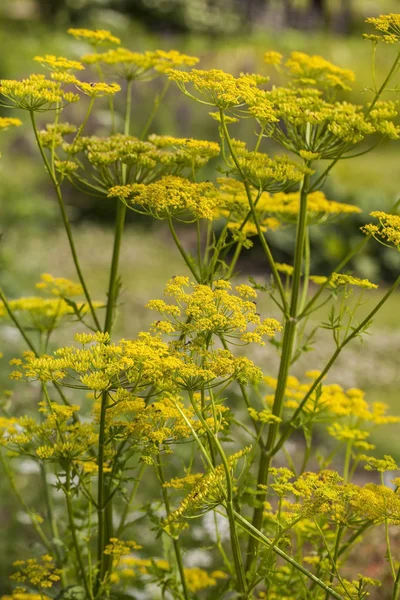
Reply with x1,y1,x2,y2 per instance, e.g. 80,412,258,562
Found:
219,110,288,314
29,111,101,330
272,273,400,457
155,455,190,600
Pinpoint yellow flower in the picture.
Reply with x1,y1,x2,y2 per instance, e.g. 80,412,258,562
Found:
33,55,84,72
75,81,121,97
109,176,219,221
329,272,378,289
0,117,22,130
168,68,268,109
11,556,61,590
67,28,120,46
36,273,83,296
264,51,283,66
284,51,355,91
362,210,400,250
0,74,79,111
360,455,399,472
81,48,198,80
365,14,400,44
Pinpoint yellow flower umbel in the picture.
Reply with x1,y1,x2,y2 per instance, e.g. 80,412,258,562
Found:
249,87,399,158
33,55,84,72
167,68,268,109
257,189,360,225
0,74,79,112
67,28,121,46
109,176,219,221
164,448,250,524
0,117,22,130
284,51,355,91
0,274,102,333
227,143,311,192
365,14,400,44
59,133,218,191
82,48,199,81
11,555,61,591
362,210,400,250
147,276,281,345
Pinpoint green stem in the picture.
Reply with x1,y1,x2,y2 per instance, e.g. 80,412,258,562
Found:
116,463,146,537
393,566,400,600
226,242,243,279
167,215,200,282
156,455,190,600
140,80,170,140
233,511,344,599
188,391,247,597
29,111,101,330
0,451,53,554
65,465,93,599
219,109,288,314
272,273,400,456
95,394,108,594
246,168,311,572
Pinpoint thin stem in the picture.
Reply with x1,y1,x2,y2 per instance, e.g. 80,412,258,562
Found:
0,451,53,554
219,109,288,314
188,391,247,597
116,463,146,537
29,111,101,330
140,80,170,140
272,273,400,456
65,465,93,599
167,215,200,282
233,511,344,599
156,455,190,600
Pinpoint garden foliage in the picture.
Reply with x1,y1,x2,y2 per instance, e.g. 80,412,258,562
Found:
1,14,400,600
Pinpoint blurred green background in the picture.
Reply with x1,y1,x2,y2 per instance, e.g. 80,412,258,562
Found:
1,0,400,594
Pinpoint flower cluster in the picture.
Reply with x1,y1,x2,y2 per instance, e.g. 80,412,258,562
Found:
82,48,199,80
283,51,355,91
362,210,400,250
0,275,101,333
0,117,22,130
67,28,121,46
147,276,281,345
167,68,268,109
11,555,61,590
109,176,219,220
264,373,400,447
228,142,311,192
164,448,250,524
33,55,84,72
59,133,218,190
0,74,79,111
364,14,400,44
249,88,400,157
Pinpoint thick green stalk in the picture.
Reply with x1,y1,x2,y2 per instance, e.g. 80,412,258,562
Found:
97,80,133,590
246,170,311,572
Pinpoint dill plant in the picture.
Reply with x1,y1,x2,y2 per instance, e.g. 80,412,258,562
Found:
1,15,400,600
